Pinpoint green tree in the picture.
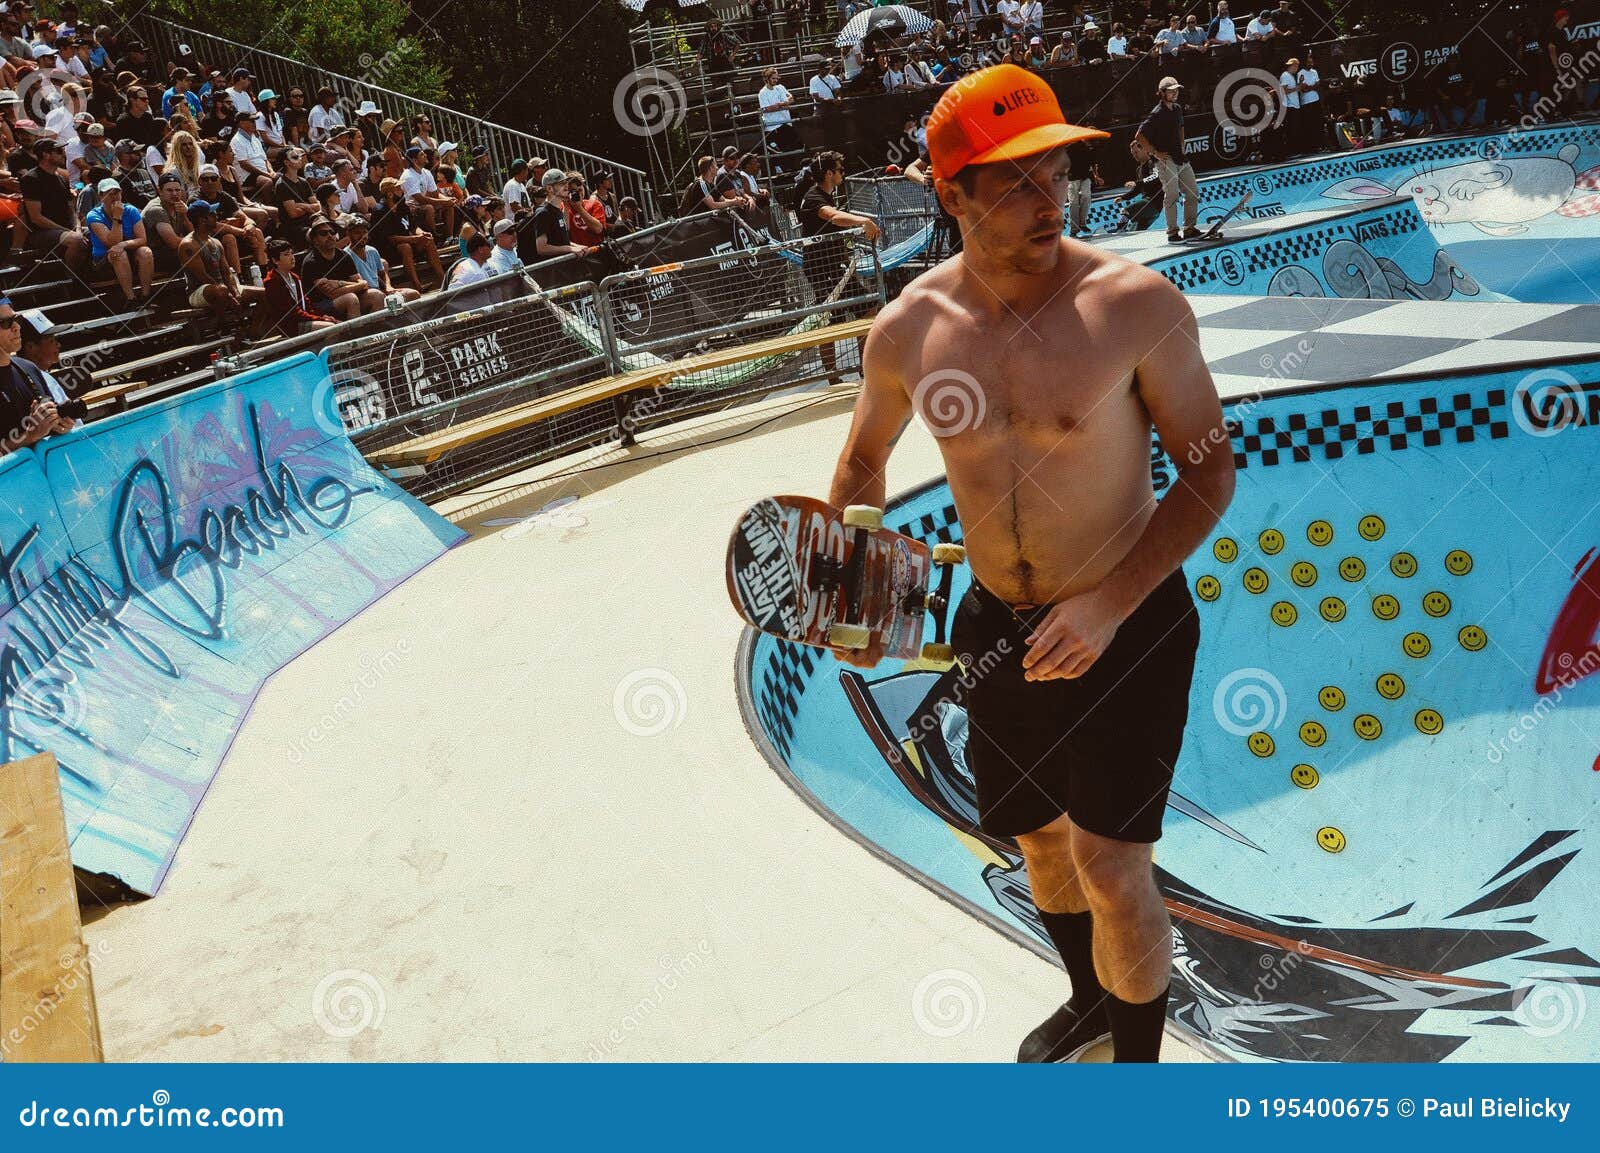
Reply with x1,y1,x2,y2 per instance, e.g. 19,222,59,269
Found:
407,0,646,168
143,0,449,103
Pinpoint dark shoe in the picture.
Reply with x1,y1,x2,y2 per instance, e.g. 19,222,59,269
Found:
1182,227,1203,239
1166,230,1181,243
1017,1000,1112,1063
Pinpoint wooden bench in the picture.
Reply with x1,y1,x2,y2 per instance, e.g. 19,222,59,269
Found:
0,753,104,1062
365,316,874,468
86,336,233,386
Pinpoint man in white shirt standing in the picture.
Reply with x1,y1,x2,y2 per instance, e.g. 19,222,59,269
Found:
997,0,1024,37
308,87,346,144
502,159,532,221
1276,56,1301,158
225,68,256,117
757,66,801,167
1207,1,1238,45
1297,52,1323,154
1245,10,1273,40
809,59,841,104
1019,0,1042,41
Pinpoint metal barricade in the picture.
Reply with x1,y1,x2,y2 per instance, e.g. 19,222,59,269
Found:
324,280,610,500
594,229,883,435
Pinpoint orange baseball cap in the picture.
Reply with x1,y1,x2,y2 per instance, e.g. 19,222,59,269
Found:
926,64,1109,181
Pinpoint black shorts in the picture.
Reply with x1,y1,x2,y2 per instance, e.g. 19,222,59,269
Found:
951,569,1200,843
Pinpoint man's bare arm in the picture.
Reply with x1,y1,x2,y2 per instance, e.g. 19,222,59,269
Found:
1099,279,1235,619
827,316,912,510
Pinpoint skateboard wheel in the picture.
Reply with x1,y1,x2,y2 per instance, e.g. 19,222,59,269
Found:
919,642,956,666
931,543,966,565
842,505,883,530
828,623,872,649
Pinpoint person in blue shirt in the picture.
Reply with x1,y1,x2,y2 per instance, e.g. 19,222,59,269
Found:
85,179,153,307
162,67,202,121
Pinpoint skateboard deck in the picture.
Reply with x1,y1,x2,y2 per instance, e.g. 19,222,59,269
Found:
1181,190,1254,243
726,495,960,662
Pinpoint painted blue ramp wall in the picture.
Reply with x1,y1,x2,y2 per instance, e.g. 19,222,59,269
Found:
0,352,463,895
1091,123,1600,303
743,354,1600,1062
1143,199,1498,302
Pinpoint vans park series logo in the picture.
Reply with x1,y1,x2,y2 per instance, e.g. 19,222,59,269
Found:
992,88,1042,116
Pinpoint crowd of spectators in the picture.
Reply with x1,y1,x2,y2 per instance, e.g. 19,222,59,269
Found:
0,1,651,347
696,1,1600,175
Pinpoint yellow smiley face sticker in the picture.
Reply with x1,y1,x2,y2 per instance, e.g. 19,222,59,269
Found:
1403,631,1432,659
1271,601,1298,627
1421,590,1451,618
1259,528,1285,555
1444,549,1473,576
1458,624,1488,652
1353,713,1383,740
1306,520,1334,547
1318,686,1346,711
1290,561,1319,588
1213,537,1239,563
1247,732,1276,758
1299,720,1328,748
1372,594,1401,621
1319,596,1346,623
1415,708,1444,736
1290,763,1320,789
1390,552,1418,578
1317,826,1347,853
1338,556,1366,582
1375,672,1406,700
1243,567,1270,594
1195,575,1222,602
1358,515,1386,542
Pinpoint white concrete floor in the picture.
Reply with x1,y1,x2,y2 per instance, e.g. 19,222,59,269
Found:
85,389,1207,1062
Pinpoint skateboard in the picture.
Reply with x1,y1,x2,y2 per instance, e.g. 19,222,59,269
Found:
1180,190,1254,243
726,495,965,666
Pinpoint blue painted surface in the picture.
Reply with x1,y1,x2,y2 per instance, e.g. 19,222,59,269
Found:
1091,123,1600,303
746,356,1600,1062
0,352,463,894
1144,199,1503,302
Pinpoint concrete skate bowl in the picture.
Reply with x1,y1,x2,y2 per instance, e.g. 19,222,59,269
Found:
1105,197,1502,304
738,341,1600,1062
0,353,462,896
1089,123,1600,304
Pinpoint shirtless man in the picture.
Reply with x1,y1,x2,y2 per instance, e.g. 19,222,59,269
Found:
829,65,1235,1062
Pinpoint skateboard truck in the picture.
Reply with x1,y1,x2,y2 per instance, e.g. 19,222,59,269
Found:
827,505,968,669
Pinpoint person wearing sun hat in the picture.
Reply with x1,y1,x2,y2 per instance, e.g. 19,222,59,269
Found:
827,62,1230,1066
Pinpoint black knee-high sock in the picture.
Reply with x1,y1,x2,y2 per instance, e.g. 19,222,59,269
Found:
1105,985,1170,1062
1038,909,1109,1023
